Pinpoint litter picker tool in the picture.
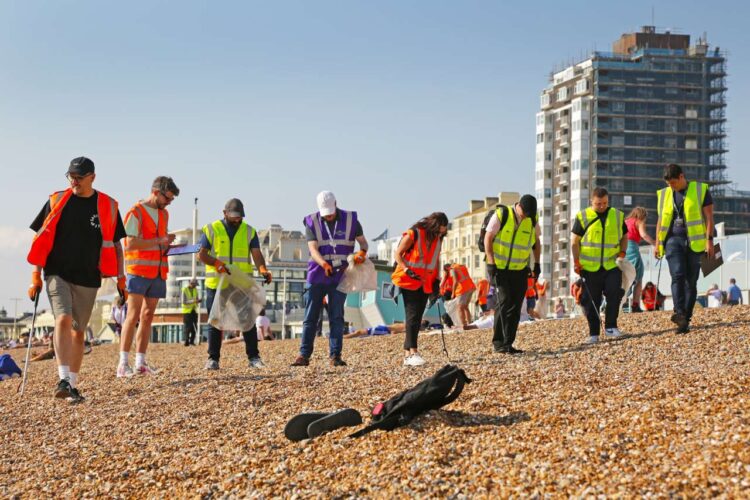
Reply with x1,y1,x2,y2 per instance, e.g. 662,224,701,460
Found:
434,299,452,363
655,257,664,296
580,276,606,335
18,293,41,396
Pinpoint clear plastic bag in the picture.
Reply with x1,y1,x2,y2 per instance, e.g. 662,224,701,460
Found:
616,258,636,306
444,297,464,327
336,255,378,293
208,264,266,332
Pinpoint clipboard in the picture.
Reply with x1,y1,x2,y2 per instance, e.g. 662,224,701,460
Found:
700,242,723,277
166,243,202,256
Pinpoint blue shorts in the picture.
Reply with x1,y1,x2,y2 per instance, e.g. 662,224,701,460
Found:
526,297,537,310
126,274,167,299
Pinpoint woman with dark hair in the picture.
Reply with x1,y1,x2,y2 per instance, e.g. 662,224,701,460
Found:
391,212,449,366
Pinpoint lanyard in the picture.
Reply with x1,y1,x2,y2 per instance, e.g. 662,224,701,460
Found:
322,216,339,253
673,192,685,222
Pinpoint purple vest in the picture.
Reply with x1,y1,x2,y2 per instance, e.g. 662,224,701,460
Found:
305,209,358,285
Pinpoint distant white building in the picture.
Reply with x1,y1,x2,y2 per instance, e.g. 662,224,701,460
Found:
377,236,401,264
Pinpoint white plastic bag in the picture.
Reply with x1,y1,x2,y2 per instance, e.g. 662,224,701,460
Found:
208,264,266,332
444,297,464,327
336,255,378,293
616,258,636,306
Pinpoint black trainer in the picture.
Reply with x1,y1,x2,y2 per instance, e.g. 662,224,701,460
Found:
330,356,347,367
67,387,86,404
676,323,691,335
54,378,72,399
671,312,688,332
508,347,524,354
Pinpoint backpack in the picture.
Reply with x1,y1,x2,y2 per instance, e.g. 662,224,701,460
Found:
349,364,471,437
477,204,536,253
477,208,498,253
0,354,22,379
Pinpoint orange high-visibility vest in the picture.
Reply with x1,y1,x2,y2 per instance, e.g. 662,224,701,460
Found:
28,189,119,277
391,228,441,294
642,286,657,311
477,279,490,305
440,274,454,296
535,279,548,297
451,264,476,297
525,277,537,299
124,202,169,280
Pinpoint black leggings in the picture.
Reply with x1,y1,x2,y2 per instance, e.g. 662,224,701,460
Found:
400,287,429,350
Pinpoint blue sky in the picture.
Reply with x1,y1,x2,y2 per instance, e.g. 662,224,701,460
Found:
1,0,748,314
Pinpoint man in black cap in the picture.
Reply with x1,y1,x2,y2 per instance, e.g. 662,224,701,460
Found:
28,156,127,402
483,194,541,354
198,198,272,370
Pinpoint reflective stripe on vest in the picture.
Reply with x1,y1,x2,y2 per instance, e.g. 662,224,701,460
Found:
203,220,256,289
492,206,536,270
391,228,441,293
577,207,623,272
124,203,169,280
27,189,120,277
657,181,707,254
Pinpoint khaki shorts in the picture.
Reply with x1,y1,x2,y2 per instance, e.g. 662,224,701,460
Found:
458,290,474,306
46,275,99,332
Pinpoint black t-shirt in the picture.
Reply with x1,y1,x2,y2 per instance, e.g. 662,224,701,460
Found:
304,209,363,242
30,192,127,288
668,188,713,238
571,207,628,237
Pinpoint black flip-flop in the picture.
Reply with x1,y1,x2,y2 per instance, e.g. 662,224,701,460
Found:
307,408,362,439
284,412,330,442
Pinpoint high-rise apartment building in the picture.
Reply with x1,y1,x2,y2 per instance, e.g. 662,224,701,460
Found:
536,26,750,297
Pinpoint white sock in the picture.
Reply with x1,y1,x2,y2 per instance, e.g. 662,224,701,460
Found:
58,365,70,381
68,372,78,388
119,351,129,366
135,353,146,368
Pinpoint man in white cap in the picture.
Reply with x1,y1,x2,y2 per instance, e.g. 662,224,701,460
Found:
292,191,368,367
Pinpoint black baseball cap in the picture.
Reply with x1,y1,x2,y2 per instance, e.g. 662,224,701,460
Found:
519,194,537,219
68,157,95,176
224,198,245,217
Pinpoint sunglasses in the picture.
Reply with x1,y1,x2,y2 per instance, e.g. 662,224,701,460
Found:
158,191,175,202
65,172,93,182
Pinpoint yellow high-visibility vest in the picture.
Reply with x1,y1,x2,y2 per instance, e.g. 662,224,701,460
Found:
203,220,256,289
576,207,624,272
492,206,536,270
657,181,707,254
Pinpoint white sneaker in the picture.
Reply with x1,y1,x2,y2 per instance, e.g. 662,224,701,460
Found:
205,359,219,370
135,363,160,376
116,363,134,378
605,328,623,338
585,335,600,344
248,357,265,369
403,353,426,366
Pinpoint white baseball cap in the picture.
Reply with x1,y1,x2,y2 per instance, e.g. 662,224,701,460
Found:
316,191,337,216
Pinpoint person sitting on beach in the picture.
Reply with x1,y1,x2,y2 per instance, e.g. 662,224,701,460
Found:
462,310,495,331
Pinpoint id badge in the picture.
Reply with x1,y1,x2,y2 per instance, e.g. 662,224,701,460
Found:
674,215,685,227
